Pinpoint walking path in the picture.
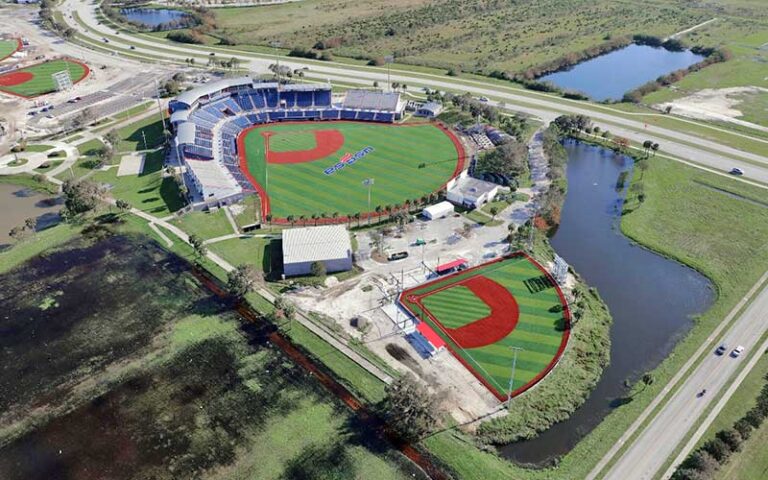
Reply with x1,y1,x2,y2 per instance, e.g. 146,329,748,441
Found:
122,201,394,384
667,18,718,40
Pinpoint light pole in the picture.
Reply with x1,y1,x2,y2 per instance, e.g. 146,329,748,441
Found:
384,55,394,92
272,41,281,87
363,178,374,211
507,346,524,410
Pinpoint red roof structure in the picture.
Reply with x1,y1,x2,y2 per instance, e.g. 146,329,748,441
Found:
416,322,446,349
436,258,468,274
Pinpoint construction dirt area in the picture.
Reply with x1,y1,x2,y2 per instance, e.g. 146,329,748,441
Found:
654,86,768,132
287,199,549,426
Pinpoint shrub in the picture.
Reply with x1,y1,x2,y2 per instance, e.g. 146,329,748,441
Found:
167,31,203,45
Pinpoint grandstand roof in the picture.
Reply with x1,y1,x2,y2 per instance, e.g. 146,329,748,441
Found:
170,109,191,124
283,225,352,265
175,76,254,106
185,159,241,198
343,89,403,112
175,122,196,145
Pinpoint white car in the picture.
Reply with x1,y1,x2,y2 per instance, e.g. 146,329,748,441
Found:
730,345,745,358
730,167,744,176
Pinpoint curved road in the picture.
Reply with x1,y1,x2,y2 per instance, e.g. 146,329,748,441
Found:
57,0,768,186
28,3,768,477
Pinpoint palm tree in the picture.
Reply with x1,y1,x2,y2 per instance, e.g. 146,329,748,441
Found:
642,140,653,157
354,212,361,228
490,206,499,220
651,143,660,156
287,215,295,226
312,213,319,226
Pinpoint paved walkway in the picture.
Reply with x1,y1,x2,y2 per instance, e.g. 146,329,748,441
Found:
122,201,394,384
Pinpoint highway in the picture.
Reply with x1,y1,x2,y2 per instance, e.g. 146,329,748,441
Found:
596,273,768,480
20,3,768,476
57,0,768,186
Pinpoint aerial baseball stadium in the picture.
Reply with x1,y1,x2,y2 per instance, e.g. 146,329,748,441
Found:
1,1,767,479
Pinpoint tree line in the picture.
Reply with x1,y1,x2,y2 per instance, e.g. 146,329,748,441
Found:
673,371,768,480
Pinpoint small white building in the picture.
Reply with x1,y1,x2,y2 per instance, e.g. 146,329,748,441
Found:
446,173,499,209
414,101,443,118
282,225,353,277
422,201,454,220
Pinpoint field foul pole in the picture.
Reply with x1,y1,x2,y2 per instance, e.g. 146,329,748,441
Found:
507,346,524,409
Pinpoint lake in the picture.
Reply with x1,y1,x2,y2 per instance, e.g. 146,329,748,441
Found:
499,140,713,465
540,44,705,101
0,183,61,249
120,8,190,27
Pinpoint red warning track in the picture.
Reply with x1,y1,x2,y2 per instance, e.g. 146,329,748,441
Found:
236,120,466,225
261,129,345,164
399,252,571,401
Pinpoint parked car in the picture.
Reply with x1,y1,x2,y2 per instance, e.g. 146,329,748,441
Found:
715,344,727,355
387,251,409,262
731,345,745,358
730,167,744,175
478,96,489,102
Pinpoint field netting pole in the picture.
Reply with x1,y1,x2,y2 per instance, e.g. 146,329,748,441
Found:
507,346,524,408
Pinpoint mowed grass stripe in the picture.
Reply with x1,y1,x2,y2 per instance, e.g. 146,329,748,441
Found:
401,255,568,398
243,122,459,217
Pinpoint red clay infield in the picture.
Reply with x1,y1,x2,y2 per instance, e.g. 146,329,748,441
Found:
0,71,33,87
261,129,344,164
442,276,520,349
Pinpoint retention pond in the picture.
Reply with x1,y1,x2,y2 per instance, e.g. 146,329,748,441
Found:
500,140,714,465
540,44,705,101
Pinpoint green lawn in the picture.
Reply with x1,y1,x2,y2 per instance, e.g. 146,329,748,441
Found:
0,59,88,97
172,209,235,240
208,236,273,274
242,122,462,219
24,144,54,153
0,39,19,60
76,138,105,156
401,255,568,398
117,115,168,151
92,149,184,215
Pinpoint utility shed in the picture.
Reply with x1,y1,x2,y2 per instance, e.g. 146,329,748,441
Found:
282,225,353,277
422,201,454,220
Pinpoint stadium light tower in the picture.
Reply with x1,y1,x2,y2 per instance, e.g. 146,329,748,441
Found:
506,346,524,410
272,41,281,88
363,178,374,211
384,55,394,92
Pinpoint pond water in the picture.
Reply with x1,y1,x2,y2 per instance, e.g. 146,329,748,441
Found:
499,141,713,465
540,44,705,101
120,8,189,27
0,183,61,249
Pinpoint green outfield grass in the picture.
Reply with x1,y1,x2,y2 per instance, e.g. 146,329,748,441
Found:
241,122,462,219
401,255,568,398
0,39,19,60
0,59,88,98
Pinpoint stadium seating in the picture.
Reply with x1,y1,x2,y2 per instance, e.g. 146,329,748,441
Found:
175,83,403,201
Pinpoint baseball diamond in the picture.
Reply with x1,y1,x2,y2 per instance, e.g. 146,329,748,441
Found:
399,253,571,401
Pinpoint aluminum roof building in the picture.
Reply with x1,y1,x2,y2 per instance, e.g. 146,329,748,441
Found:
282,225,353,277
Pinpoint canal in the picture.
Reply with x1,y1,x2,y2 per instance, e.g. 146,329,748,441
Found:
500,140,713,465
